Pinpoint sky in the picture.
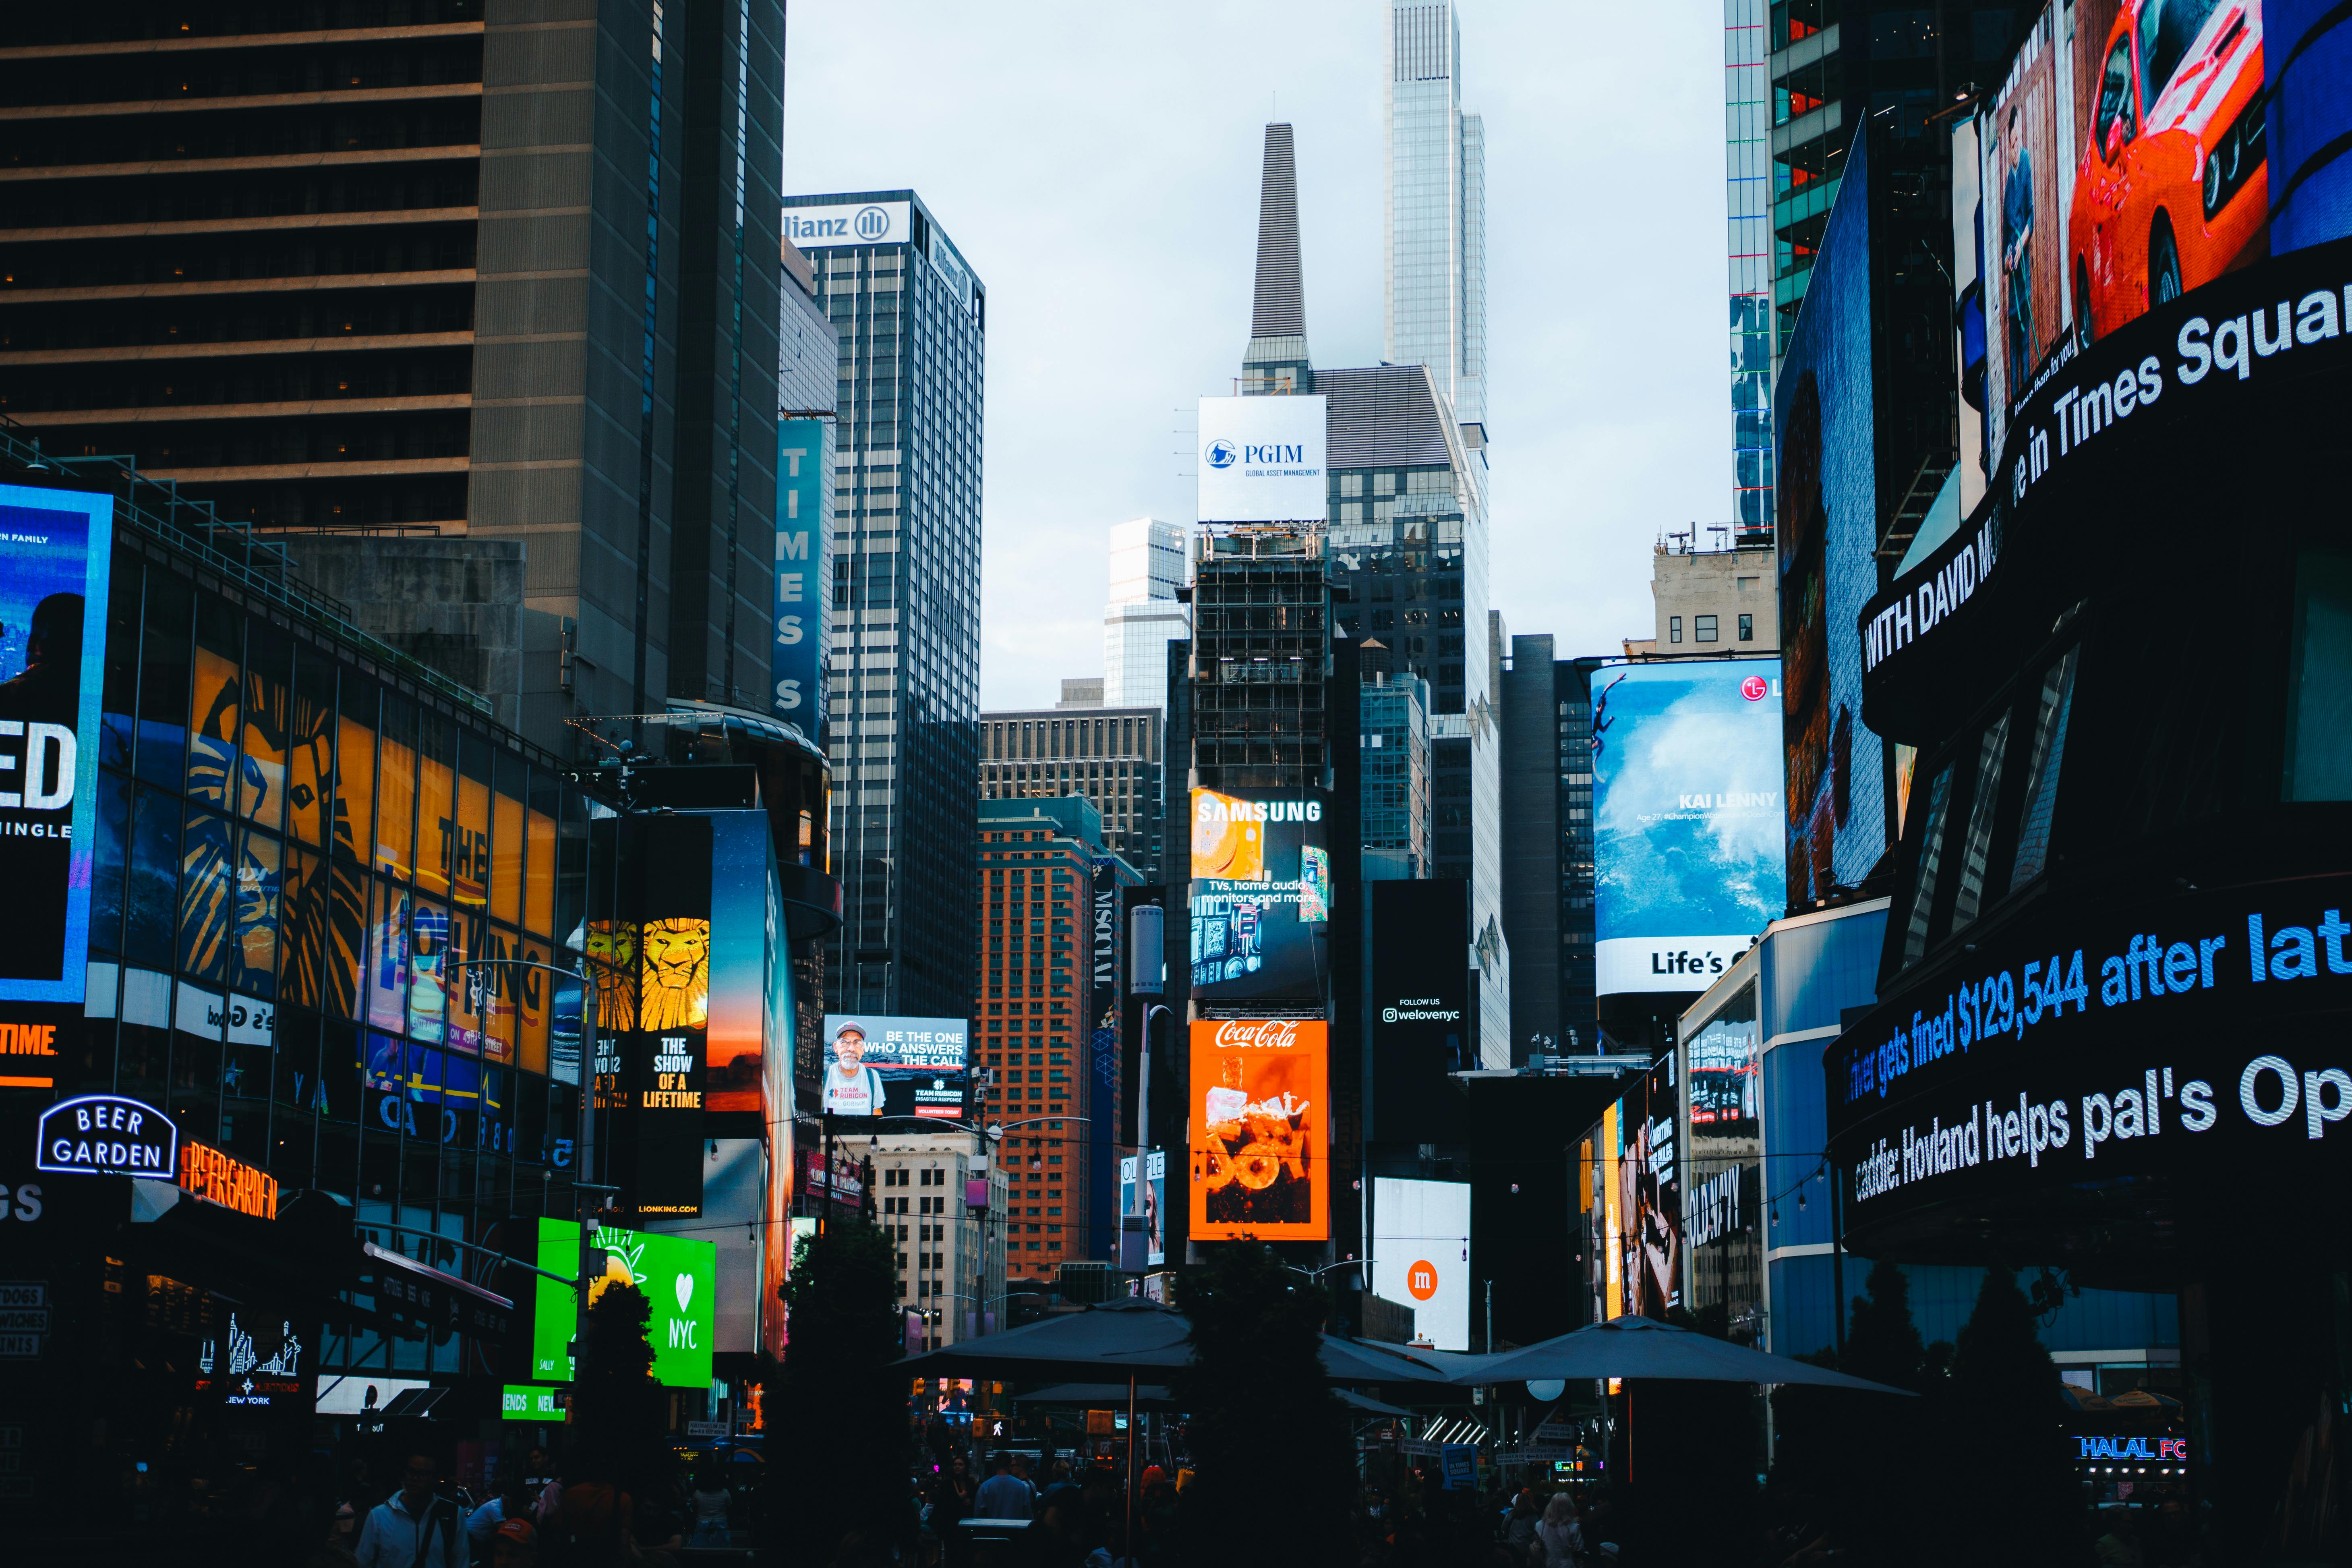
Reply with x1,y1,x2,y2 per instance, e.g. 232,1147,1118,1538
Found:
782,0,1729,712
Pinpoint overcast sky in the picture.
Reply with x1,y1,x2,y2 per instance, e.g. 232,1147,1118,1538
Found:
783,1,1727,712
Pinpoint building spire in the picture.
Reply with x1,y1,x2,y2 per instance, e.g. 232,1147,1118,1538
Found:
1243,122,1312,394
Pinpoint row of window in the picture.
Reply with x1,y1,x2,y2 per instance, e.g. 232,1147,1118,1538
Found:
1667,612,1758,644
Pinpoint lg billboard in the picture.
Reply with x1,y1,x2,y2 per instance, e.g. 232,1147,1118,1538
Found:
1197,395,1327,523
1590,660,1785,997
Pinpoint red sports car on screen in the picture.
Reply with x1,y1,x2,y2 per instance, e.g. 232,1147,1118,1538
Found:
2069,0,2267,345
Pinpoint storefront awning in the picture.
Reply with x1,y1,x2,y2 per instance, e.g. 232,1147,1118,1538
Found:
358,1241,515,1342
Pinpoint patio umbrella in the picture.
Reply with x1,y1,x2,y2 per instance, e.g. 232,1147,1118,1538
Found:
1452,1314,1915,1394
1013,1382,1177,1409
1318,1336,1467,1390
896,1298,1193,1382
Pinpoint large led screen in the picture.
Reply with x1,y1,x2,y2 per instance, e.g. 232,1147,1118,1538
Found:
1371,1177,1471,1351
529,1217,716,1390
1978,0,2352,469
1196,395,1328,522
1614,1055,1682,1320
1590,661,1784,996
1188,789,1329,1001
1188,1018,1328,1241
0,483,112,1002
819,1014,969,1120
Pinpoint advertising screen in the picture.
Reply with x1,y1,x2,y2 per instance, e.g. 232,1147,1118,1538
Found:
1590,661,1784,996
1975,0,2352,470
1188,789,1329,1001
1118,1149,1166,1267
530,1216,716,1390
1188,1019,1328,1241
1616,1056,1682,1319
1370,880,1470,1139
819,1014,969,1120
0,483,112,1002
1197,395,1328,522
1371,1177,1471,1351
1685,980,1760,1133
772,418,832,741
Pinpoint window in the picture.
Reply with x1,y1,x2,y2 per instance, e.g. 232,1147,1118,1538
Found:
2011,649,2081,882
1947,712,2013,934
2093,35,2137,155
1738,613,1755,642
1900,766,1956,968
1669,616,1683,644
1695,615,1718,644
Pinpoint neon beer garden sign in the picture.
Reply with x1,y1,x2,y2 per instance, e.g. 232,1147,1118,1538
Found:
177,1138,279,1219
36,1094,176,1176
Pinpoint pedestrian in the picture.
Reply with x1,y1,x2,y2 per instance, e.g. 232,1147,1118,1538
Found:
974,1452,1034,1520
355,1453,466,1568
491,1518,539,1568
466,1468,538,1565
689,1469,734,1546
1503,1488,1542,1557
936,1454,981,1568
1536,1492,1584,1568
2095,1508,2146,1568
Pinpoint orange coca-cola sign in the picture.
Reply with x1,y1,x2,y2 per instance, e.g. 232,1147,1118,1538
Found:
1188,1019,1328,1241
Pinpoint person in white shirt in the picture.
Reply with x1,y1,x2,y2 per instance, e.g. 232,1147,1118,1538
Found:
822,1021,888,1115
356,1453,465,1568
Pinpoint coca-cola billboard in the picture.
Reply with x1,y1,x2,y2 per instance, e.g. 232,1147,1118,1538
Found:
1188,1019,1328,1241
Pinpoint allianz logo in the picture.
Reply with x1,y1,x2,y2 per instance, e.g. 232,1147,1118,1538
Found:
784,205,892,242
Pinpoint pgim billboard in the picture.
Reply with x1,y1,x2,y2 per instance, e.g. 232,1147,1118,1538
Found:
1197,395,1328,522
1590,660,1785,996
0,483,112,1002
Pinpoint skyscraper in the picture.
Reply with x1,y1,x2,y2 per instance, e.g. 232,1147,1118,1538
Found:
1384,1,1487,443
1233,120,1509,1065
781,190,985,1019
1725,1,2024,531
0,4,789,752
1102,518,1188,713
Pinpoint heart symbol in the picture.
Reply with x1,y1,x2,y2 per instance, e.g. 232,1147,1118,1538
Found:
675,1274,693,1313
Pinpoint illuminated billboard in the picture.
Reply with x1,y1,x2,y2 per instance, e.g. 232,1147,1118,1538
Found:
1188,789,1329,1001
0,482,113,1003
530,1216,716,1390
1371,1177,1470,1351
584,810,784,1216
1619,1055,1682,1319
1590,661,1784,996
1974,0,2352,467
1119,1149,1166,1268
1370,880,1470,1140
1187,1018,1328,1241
772,418,832,741
819,1014,969,1120
1197,395,1328,522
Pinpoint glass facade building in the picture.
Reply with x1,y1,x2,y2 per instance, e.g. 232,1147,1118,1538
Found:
1385,0,1488,441
1102,518,1189,715
1359,671,1431,881
783,191,984,1020
1727,0,1778,530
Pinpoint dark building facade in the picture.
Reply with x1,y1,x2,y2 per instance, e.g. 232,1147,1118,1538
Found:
978,706,1164,883
780,190,983,1021
0,1,789,748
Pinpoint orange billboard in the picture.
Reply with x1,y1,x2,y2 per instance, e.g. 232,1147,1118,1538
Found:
1188,1019,1329,1241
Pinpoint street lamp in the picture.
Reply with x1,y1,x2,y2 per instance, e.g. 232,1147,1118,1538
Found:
450,955,615,1317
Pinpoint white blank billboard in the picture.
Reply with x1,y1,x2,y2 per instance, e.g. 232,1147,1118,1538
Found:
1372,1176,1471,1351
1197,395,1327,522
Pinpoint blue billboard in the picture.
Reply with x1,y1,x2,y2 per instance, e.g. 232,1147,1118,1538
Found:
772,418,832,742
1590,659,1785,996
0,482,113,1002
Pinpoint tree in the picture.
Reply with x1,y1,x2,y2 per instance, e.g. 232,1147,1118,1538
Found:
1940,1267,2089,1567
1169,1243,1356,1568
768,1219,909,1560
567,1281,668,1499
1843,1259,1929,1391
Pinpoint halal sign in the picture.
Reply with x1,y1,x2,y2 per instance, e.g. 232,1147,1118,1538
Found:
36,1094,177,1177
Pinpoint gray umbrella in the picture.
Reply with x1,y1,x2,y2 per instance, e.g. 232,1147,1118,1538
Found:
1451,1314,1915,1393
897,1298,1193,1382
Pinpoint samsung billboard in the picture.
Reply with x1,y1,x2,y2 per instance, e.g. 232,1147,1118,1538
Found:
1197,395,1327,523
1188,789,1330,1002
1591,660,1785,996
